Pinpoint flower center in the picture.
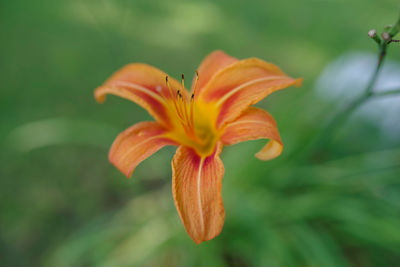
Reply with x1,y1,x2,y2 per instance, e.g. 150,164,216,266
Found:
164,73,218,156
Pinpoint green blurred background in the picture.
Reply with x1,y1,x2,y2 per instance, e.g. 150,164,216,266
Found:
1,0,400,266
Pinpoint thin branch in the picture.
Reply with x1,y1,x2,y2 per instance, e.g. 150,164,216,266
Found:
290,15,400,163
373,88,400,98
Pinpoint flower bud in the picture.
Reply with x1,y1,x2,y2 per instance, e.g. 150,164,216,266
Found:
381,32,391,41
384,24,393,30
368,29,377,38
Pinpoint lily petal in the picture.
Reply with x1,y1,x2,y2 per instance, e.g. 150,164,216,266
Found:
221,107,283,160
199,58,302,127
172,143,225,244
95,64,182,126
193,50,237,95
109,121,176,177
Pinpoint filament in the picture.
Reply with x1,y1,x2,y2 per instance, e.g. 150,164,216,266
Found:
164,73,199,139
190,71,199,128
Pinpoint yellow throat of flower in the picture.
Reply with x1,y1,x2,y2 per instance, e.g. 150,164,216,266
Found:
164,73,219,157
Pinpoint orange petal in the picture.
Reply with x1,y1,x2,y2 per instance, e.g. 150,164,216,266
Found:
109,121,176,177
172,143,225,244
221,107,283,160
94,64,182,127
192,50,237,95
199,58,302,128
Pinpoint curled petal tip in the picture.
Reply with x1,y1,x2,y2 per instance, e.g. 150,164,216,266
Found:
294,78,304,87
94,87,106,103
108,152,133,178
221,107,283,161
108,149,135,178
255,140,283,161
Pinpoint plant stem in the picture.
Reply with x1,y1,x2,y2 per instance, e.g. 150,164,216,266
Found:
314,44,386,141
390,16,400,37
373,88,400,97
294,16,400,162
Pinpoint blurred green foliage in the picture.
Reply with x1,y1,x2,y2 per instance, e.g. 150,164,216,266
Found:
1,0,400,266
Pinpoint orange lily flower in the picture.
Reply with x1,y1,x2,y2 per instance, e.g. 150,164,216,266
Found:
94,51,302,244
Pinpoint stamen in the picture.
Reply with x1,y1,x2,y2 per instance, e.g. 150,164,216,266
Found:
180,73,197,137
181,74,185,90
157,77,169,101
165,76,174,99
164,73,199,139
193,70,199,96
166,75,185,121
180,74,190,127
189,70,199,128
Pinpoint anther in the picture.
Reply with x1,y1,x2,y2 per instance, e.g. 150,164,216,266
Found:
181,74,185,96
192,70,200,96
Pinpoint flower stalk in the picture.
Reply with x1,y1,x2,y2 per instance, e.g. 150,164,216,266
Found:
297,15,400,161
